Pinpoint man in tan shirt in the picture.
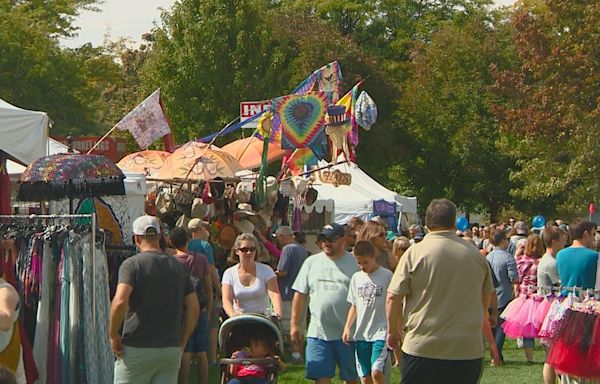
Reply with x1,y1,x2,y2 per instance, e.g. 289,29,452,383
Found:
386,199,494,384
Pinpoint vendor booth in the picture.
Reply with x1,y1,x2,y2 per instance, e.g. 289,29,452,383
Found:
0,98,49,165
300,160,417,229
0,98,50,214
7,138,71,213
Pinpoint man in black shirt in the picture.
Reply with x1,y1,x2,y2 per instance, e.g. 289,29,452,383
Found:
110,215,199,383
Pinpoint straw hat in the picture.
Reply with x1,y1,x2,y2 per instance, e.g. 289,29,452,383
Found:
234,219,255,234
217,223,239,250
235,203,257,216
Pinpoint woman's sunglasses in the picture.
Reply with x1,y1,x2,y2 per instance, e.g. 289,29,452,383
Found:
238,247,256,253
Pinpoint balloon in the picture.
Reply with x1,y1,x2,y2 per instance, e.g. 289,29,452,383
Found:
532,215,546,228
456,216,469,231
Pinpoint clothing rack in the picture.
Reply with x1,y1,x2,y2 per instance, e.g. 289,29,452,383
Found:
524,284,600,293
0,213,98,333
105,244,136,251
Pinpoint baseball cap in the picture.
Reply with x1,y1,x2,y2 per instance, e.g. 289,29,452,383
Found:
133,215,161,236
275,226,294,236
514,221,528,235
188,218,209,231
319,223,345,240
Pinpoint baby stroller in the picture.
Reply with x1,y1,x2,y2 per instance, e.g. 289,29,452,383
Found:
218,313,285,384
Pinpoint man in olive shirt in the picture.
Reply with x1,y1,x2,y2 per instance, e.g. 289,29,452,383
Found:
386,199,494,384
110,215,200,383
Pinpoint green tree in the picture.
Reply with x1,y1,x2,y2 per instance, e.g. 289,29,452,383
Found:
142,0,296,143
492,0,600,217
0,1,118,136
391,12,517,220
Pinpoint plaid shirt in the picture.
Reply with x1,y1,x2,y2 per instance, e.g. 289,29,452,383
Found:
517,255,540,295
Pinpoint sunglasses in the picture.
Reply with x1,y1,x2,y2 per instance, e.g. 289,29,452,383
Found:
238,247,256,253
318,236,339,243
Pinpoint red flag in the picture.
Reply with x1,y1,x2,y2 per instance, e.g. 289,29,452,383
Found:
589,202,596,214
116,89,171,150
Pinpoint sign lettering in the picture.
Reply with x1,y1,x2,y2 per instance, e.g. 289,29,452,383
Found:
240,101,271,129
320,170,352,187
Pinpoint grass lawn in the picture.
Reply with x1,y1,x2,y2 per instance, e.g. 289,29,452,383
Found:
195,339,544,383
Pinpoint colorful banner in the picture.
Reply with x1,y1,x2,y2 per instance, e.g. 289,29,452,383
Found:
336,80,364,146
318,61,343,104
272,92,328,150
286,148,318,175
115,89,171,150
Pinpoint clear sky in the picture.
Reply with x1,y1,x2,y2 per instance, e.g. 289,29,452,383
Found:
62,0,518,48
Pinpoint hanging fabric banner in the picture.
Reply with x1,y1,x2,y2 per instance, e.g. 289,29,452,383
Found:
199,66,321,144
317,61,343,104
272,92,328,150
285,148,318,175
336,80,364,146
115,89,171,150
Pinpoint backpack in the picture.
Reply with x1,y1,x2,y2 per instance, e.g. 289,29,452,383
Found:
184,254,209,310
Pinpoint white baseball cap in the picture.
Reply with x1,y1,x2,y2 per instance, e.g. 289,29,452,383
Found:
133,215,161,236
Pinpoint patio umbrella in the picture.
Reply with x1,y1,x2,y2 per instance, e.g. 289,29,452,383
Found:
17,153,125,211
221,137,289,170
117,150,170,176
156,141,242,180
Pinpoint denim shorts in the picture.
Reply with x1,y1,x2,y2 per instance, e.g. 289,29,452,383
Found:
185,311,208,353
305,338,358,381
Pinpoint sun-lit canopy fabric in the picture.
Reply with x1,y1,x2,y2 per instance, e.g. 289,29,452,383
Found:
0,98,49,165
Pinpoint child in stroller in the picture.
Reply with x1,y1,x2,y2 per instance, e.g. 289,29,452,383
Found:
219,314,285,384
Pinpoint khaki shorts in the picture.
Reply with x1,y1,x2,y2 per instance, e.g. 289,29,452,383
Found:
114,346,181,384
281,300,307,336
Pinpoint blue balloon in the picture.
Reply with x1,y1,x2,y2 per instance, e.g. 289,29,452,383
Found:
456,216,469,231
532,215,546,228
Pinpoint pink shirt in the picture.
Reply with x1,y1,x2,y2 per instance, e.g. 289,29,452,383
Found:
231,349,268,378
517,255,540,295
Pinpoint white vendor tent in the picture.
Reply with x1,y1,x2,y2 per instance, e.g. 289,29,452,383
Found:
7,138,72,176
303,161,417,225
0,98,49,165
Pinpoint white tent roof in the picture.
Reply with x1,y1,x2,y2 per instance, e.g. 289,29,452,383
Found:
0,98,49,165
304,161,417,224
7,138,73,175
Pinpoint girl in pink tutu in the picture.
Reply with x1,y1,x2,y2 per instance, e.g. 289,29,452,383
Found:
516,235,544,363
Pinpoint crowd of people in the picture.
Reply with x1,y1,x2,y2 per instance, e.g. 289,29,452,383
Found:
105,198,600,384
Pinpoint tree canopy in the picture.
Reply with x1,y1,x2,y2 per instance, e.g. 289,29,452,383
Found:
2,0,599,220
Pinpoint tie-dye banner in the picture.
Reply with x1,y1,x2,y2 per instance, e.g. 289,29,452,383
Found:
285,148,319,175
272,92,328,150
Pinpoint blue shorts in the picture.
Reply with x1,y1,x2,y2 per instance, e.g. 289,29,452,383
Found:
185,311,208,353
305,338,358,381
356,340,388,377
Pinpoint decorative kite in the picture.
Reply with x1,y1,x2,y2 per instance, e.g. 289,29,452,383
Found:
272,92,329,151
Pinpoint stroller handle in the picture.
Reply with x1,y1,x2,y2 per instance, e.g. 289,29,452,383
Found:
219,357,277,366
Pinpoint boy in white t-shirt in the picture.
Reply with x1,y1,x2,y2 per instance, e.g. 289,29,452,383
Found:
343,240,393,384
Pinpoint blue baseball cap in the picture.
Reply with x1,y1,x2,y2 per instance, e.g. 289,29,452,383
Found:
319,223,345,239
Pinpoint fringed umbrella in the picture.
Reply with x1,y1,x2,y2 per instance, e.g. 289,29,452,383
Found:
18,153,125,212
